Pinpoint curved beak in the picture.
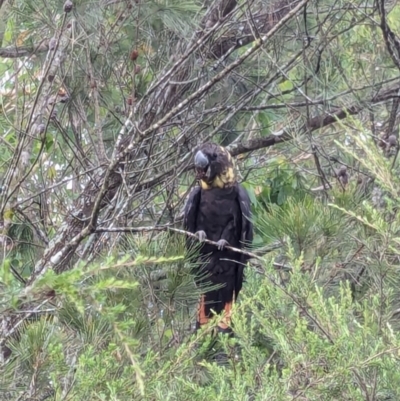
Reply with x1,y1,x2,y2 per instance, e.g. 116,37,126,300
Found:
194,150,209,169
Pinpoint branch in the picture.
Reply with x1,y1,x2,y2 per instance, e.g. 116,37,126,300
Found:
377,0,400,71
210,0,302,58
23,0,310,282
94,225,282,261
228,84,400,156
103,83,400,202
0,299,52,361
138,0,311,136
0,42,49,58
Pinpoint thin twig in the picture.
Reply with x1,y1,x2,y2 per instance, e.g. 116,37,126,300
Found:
0,298,51,351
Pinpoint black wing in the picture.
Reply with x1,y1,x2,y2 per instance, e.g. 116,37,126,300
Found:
234,183,253,297
237,183,253,260
183,185,201,234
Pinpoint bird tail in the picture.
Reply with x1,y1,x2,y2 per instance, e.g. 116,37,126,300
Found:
197,287,236,330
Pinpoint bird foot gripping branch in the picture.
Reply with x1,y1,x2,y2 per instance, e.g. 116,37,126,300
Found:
195,230,207,242
184,143,253,333
216,239,229,250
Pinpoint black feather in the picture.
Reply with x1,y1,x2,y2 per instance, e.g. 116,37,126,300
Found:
184,144,253,321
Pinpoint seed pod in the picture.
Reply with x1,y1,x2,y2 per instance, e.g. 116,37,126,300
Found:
338,165,347,177
340,173,348,186
59,94,69,103
37,123,46,135
49,37,57,50
388,134,397,146
127,96,133,105
134,65,141,74
20,151,30,166
130,49,139,61
64,0,73,13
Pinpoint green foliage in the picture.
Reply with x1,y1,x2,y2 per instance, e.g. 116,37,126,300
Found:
4,151,400,399
4,0,400,399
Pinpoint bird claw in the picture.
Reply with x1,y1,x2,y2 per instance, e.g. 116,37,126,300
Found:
217,239,229,250
195,230,207,242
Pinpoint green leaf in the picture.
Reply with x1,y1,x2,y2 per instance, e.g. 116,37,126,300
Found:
242,183,257,206
256,111,273,136
278,79,294,92
45,135,54,152
277,188,286,205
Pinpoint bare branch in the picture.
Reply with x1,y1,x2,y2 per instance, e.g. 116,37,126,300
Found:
94,225,281,260
229,83,400,156
0,42,49,58
377,0,400,71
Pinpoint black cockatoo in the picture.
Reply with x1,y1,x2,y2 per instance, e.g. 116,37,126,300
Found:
184,143,253,333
